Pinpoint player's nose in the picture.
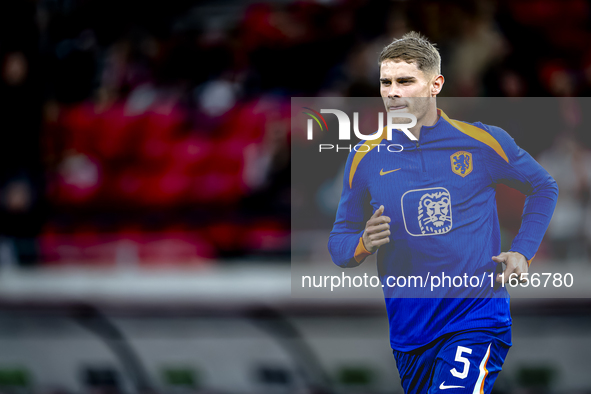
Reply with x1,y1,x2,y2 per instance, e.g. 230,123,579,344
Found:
388,89,402,99
387,87,402,98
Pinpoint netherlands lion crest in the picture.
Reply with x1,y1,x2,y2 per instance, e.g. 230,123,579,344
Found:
418,191,452,234
451,151,473,177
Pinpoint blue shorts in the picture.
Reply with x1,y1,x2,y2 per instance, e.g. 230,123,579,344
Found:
393,327,511,394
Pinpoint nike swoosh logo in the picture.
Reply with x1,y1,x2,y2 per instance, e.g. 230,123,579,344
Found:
439,382,465,390
380,168,401,176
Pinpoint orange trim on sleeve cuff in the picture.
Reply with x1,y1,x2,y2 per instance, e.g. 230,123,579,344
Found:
354,237,372,263
511,250,535,266
527,253,536,266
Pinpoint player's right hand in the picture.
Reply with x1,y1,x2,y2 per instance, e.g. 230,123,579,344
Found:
362,205,391,253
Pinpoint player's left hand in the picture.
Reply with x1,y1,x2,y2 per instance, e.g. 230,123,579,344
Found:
492,251,528,284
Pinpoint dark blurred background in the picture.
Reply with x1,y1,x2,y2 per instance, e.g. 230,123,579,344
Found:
0,0,591,393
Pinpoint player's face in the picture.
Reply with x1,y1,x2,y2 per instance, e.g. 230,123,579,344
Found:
379,59,441,129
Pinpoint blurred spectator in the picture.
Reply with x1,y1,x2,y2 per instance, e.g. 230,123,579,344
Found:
446,2,508,96
538,132,591,261
0,1,45,267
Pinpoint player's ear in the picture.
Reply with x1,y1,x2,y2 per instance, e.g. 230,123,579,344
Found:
431,75,444,97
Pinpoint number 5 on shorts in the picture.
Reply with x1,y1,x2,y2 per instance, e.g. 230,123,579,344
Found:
451,346,472,379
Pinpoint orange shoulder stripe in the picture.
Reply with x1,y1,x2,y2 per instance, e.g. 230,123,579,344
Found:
439,110,509,163
349,129,387,188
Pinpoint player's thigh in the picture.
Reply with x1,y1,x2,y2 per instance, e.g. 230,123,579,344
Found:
429,332,510,394
394,347,436,394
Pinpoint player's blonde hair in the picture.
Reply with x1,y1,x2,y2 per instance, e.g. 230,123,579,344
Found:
378,31,441,76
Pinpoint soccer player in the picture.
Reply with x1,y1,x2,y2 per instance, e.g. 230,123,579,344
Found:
328,32,558,393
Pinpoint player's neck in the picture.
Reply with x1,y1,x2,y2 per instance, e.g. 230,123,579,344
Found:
410,108,440,140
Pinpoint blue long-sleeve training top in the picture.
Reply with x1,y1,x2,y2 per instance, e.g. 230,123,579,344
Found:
328,109,558,351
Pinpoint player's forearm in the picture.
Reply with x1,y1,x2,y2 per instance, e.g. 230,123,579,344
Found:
510,176,558,261
328,232,367,268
